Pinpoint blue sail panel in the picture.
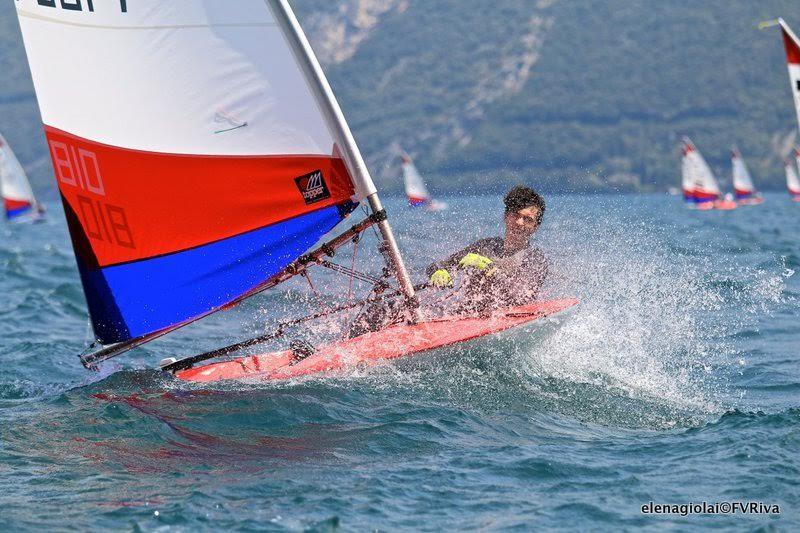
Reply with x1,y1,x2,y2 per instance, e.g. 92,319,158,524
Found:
77,204,353,344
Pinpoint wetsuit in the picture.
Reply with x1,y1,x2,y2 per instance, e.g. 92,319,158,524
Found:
426,237,548,310
347,237,548,337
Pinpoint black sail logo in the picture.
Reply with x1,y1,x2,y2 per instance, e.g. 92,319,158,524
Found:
294,170,331,205
30,0,128,13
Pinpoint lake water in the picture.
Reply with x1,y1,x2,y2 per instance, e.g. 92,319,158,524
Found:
0,194,797,530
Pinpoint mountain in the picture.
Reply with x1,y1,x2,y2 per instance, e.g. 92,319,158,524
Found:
1,1,798,195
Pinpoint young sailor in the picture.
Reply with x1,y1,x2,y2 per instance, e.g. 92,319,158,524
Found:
347,185,549,337
426,185,548,312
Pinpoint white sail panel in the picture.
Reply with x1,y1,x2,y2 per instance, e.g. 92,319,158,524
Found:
14,0,372,188
731,148,756,196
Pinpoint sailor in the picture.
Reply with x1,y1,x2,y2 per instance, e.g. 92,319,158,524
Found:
426,185,548,313
347,185,549,337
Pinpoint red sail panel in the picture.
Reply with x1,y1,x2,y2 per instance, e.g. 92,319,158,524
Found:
783,27,800,64
46,127,355,268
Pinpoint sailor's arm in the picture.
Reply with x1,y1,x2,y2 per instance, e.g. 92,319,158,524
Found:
426,240,497,287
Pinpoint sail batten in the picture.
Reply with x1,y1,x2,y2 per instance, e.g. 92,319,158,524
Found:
15,0,391,347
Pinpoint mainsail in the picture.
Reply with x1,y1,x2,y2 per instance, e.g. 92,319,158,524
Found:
681,137,720,203
0,134,40,221
785,156,800,198
14,0,417,364
402,155,431,207
401,153,446,210
731,148,757,199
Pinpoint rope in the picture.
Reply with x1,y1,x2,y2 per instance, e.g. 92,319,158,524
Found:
318,260,390,288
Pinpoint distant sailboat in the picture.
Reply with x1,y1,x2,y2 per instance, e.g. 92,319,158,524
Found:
401,154,447,211
680,137,737,210
0,133,43,222
761,18,800,130
784,155,800,201
731,148,764,205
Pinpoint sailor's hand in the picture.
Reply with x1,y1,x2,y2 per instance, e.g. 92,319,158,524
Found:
429,269,454,288
458,253,498,277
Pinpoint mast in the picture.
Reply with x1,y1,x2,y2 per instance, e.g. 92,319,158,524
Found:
269,0,420,318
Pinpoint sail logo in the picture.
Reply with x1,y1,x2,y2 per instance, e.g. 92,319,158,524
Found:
295,170,331,205
26,0,128,13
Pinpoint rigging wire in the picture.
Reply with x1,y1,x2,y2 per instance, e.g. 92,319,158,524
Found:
347,234,359,301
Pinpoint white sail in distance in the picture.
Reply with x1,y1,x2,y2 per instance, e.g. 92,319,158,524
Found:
681,137,720,202
0,134,40,220
731,148,757,197
402,154,430,204
401,153,446,210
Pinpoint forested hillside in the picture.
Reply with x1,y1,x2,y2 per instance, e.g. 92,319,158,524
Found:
1,1,798,194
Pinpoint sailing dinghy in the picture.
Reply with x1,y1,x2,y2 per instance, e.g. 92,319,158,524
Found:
730,148,764,205
401,153,447,211
14,0,576,382
784,156,800,201
0,134,44,222
680,137,737,210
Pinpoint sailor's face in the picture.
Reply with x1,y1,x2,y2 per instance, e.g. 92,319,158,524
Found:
506,206,540,237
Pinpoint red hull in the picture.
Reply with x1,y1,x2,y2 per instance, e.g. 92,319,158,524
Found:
713,199,738,210
174,298,579,383
737,197,764,206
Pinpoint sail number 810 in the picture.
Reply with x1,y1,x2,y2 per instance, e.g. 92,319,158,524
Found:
49,140,136,250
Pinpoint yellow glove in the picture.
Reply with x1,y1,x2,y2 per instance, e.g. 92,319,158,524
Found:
458,253,497,276
429,269,453,288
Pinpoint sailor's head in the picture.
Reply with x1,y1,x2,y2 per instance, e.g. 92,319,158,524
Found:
504,185,545,238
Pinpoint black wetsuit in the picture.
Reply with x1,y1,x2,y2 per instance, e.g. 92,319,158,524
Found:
426,237,549,310
347,237,548,337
